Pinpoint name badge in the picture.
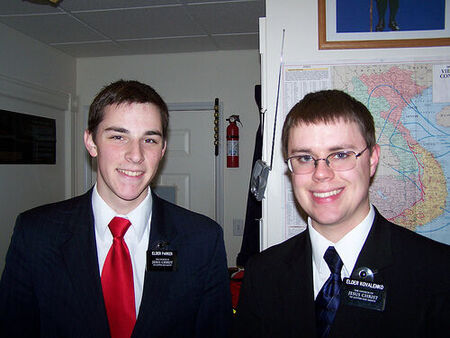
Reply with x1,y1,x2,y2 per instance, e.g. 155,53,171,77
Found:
147,250,177,272
341,278,386,311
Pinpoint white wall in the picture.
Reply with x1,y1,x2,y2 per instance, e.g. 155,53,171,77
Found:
262,0,450,249
76,50,261,266
0,23,76,271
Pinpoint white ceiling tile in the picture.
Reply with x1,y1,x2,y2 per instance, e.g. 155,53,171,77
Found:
0,0,61,15
186,1,264,34
61,0,180,11
181,0,256,3
51,35,220,57
117,36,218,55
51,41,125,57
0,14,105,43
75,6,204,39
213,33,259,50
0,0,265,56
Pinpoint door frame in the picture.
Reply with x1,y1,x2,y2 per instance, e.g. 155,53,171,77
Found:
167,101,224,226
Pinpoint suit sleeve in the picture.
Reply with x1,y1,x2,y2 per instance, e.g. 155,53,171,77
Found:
422,287,450,336
420,246,450,336
232,257,262,338
0,214,40,337
195,225,232,338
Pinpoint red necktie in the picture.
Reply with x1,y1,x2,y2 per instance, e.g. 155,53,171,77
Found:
101,217,136,338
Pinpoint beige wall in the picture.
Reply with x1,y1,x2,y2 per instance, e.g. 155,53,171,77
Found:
76,50,261,266
0,23,76,272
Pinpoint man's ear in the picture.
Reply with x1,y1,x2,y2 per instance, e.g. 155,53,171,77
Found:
161,140,167,158
84,130,98,157
369,144,380,178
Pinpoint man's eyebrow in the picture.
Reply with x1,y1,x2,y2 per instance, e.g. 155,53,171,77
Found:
329,144,356,152
144,130,162,137
289,147,312,154
103,127,162,137
104,126,129,134
289,145,356,155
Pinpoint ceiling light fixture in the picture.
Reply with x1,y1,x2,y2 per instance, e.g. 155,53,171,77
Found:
23,0,63,7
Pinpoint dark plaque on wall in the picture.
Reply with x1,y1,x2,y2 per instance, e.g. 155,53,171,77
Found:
0,109,56,164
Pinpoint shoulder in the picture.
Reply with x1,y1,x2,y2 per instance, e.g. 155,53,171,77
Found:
153,194,222,235
15,191,92,233
21,192,90,218
375,211,450,262
373,212,450,301
246,230,309,271
391,223,450,258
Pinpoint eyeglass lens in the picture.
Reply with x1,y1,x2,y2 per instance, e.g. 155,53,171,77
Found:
289,151,358,174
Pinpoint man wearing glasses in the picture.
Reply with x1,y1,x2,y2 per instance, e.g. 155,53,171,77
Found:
234,90,450,337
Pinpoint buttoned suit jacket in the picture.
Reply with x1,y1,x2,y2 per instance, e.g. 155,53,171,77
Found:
0,189,232,338
233,209,450,338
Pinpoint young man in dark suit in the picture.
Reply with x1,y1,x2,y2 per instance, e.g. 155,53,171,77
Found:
0,80,232,338
234,90,450,337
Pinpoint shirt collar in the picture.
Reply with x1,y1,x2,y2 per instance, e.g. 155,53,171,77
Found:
92,184,152,242
309,204,375,276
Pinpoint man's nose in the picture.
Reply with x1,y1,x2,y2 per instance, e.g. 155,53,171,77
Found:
125,140,144,163
312,158,334,180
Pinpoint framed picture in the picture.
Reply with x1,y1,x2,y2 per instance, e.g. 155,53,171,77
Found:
0,109,56,164
318,0,450,49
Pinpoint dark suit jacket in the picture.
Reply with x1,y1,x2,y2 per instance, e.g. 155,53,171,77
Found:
233,209,450,338
0,189,232,338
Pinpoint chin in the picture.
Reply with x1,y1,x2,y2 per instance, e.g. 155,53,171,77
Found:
118,189,147,202
311,213,343,226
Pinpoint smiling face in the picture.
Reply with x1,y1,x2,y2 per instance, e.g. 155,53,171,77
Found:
287,119,380,242
84,102,166,214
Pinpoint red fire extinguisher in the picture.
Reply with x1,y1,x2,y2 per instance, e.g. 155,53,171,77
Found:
226,115,242,168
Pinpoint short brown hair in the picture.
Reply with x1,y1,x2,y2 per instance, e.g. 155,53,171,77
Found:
281,90,376,157
88,79,169,141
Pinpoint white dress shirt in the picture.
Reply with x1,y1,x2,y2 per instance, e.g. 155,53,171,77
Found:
92,184,152,316
309,204,375,299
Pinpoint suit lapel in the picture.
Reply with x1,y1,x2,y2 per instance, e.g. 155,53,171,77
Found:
132,193,179,337
59,190,110,337
351,209,394,279
280,231,316,336
332,208,394,337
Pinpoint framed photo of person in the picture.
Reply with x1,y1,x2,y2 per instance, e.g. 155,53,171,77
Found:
318,0,450,49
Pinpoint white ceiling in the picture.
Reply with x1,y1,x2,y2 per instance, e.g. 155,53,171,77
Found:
0,0,265,57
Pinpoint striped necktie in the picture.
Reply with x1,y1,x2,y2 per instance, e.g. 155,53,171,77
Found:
315,246,343,338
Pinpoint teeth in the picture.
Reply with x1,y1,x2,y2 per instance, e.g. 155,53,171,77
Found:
313,189,342,198
118,169,142,177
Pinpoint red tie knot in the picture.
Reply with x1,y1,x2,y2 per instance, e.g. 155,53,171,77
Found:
108,217,131,239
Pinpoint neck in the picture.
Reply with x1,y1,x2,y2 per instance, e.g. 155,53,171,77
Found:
312,223,355,243
97,186,149,216
311,204,371,243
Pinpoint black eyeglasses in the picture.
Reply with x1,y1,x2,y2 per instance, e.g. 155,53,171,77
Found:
286,147,369,174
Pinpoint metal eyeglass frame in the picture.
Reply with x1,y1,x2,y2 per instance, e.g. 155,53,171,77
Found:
286,146,369,174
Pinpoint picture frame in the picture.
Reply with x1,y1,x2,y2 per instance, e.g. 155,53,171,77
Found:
318,0,450,49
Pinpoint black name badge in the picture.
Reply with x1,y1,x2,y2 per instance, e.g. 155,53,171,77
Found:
341,278,386,311
147,250,177,272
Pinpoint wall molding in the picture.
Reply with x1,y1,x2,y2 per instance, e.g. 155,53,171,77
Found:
0,73,70,111
167,101,215,111
0,73,74,199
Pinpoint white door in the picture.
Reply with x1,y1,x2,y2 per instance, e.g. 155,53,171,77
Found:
152,103,218,222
